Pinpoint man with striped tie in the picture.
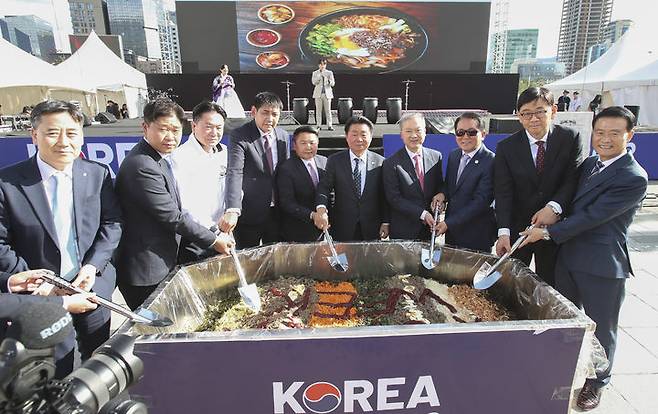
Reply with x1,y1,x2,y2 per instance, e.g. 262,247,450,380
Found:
383,113,444,240
276,126,327,242
519,106,648,411
314,116,389,241
0,100,122,376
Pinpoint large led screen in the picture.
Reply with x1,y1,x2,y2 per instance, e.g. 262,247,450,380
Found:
177,1,491,74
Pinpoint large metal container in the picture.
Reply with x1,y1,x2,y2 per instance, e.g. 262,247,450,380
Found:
118,242,598,414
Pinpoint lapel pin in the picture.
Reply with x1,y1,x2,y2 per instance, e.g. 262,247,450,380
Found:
474,160,479,165
83,172,87,176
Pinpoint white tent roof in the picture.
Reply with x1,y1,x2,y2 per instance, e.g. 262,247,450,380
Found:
54,31,147,91
547,25,657,93
0,37,91,91
605,56,658,89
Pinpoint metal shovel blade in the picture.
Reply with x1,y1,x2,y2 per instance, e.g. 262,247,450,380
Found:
323,229,348,272
472,262,503,290
420,246,441,270
230,249,262,313
134,308,174,327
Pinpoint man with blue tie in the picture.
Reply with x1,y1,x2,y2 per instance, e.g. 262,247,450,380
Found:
314,116,389,241
520,107,648,411
435,112,496,252
0,100,122,376
383,113,444,240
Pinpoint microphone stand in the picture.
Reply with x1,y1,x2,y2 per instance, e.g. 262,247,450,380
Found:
280,80,300,125
402,79,416,111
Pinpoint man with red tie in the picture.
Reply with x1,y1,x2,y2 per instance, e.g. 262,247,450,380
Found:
382,113,444,240
276,126,327,242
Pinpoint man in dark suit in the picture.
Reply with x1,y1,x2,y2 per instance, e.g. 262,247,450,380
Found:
314,116,389,241
436,112,496,252
115,98,233,310
383,113,443,240
221,92,290,248
494,87,584,286
276,126,327,242
0,100,121,376
520,107,647,411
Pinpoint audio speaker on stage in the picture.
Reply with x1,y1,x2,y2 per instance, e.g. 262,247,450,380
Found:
95,112,117,124
386,98,402,124
624,106,640,126
82,113,92,127
489,117,521,133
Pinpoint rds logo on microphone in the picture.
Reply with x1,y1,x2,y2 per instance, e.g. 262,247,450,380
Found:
273,375,440,414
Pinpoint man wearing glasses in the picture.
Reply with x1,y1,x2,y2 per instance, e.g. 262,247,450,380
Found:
434,112,496,252
494,87,584,287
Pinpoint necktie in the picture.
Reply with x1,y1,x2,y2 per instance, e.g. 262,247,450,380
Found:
51,173,79,281
263,134,274,174
353,158,362,196
588,159,605,179
456,154,470,184
307,161,319,187
413,153,424,191
535,140,545,173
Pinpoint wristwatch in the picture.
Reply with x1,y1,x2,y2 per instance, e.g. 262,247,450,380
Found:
541,228,551,241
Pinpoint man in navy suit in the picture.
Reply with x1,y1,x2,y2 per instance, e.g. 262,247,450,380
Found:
520,107,648,411
221,92,290,248
0,100,122,376
276,126,327,242
436,112,495,252
494,87,584,286
314,116,389,241
383,113,443,240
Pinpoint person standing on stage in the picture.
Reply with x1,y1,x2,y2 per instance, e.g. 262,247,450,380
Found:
557,90,570,112
212,64,245,118
312,59,335,131
569,91,583,112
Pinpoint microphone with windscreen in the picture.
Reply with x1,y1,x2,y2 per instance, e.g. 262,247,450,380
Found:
5,301,73,350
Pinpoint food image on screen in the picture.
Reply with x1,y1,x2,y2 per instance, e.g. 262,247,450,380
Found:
256,51,290,69
302,8,428,71
258,4,295,24
246,28,281,47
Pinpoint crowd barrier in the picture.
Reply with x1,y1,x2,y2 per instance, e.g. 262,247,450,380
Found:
1,133,657,179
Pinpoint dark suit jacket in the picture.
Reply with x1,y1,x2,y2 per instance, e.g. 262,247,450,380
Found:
444,145,496,251
316,150,389,241
225,120,290,225
382,147,443,239
115,139,216,286
494,125,584,238
276,154,327,242
0,157,121,300
550,154,647,279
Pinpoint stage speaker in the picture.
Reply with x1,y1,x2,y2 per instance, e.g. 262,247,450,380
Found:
386,98,402,124
82,113,92,127
363,97,378,124
293,98,309,124
624,105,640,125
489,116,521,133
338,98,353,124
95,112,117,124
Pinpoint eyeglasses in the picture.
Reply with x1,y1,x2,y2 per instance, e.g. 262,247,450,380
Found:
519,109,549,120
455,128,480,137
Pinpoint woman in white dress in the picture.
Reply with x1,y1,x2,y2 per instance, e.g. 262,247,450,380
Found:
212,65,245,118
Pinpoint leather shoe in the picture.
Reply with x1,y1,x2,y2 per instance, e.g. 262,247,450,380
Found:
576,381,602,411
328,126,335,131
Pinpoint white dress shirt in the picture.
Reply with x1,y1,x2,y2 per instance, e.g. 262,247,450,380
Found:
259,127,278,168
597,151,627,172
37,154,74,213
405,147,430,221
171,134,228,229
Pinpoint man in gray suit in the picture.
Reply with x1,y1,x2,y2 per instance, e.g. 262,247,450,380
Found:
314,116,389,241
383,113,444,240
116,98,233,310
520,107,648,411
0,100,121,375
221,92,290,248
311,59,335,131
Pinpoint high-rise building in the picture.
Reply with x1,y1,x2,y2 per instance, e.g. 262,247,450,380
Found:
158,10,181,73
605,19,633,44
106,0,162,60
503,29,538,73
557,0,613,75
511,58,566,82
68,0,108,35
0,15,57,62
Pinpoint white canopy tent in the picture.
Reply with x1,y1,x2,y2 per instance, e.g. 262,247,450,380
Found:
0,37,96,115
546,25,658,126
54,32,148,119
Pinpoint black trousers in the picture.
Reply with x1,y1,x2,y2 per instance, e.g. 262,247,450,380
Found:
512,238,558,287
54,307,111,378
234,207,280,249
556,257,625,387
